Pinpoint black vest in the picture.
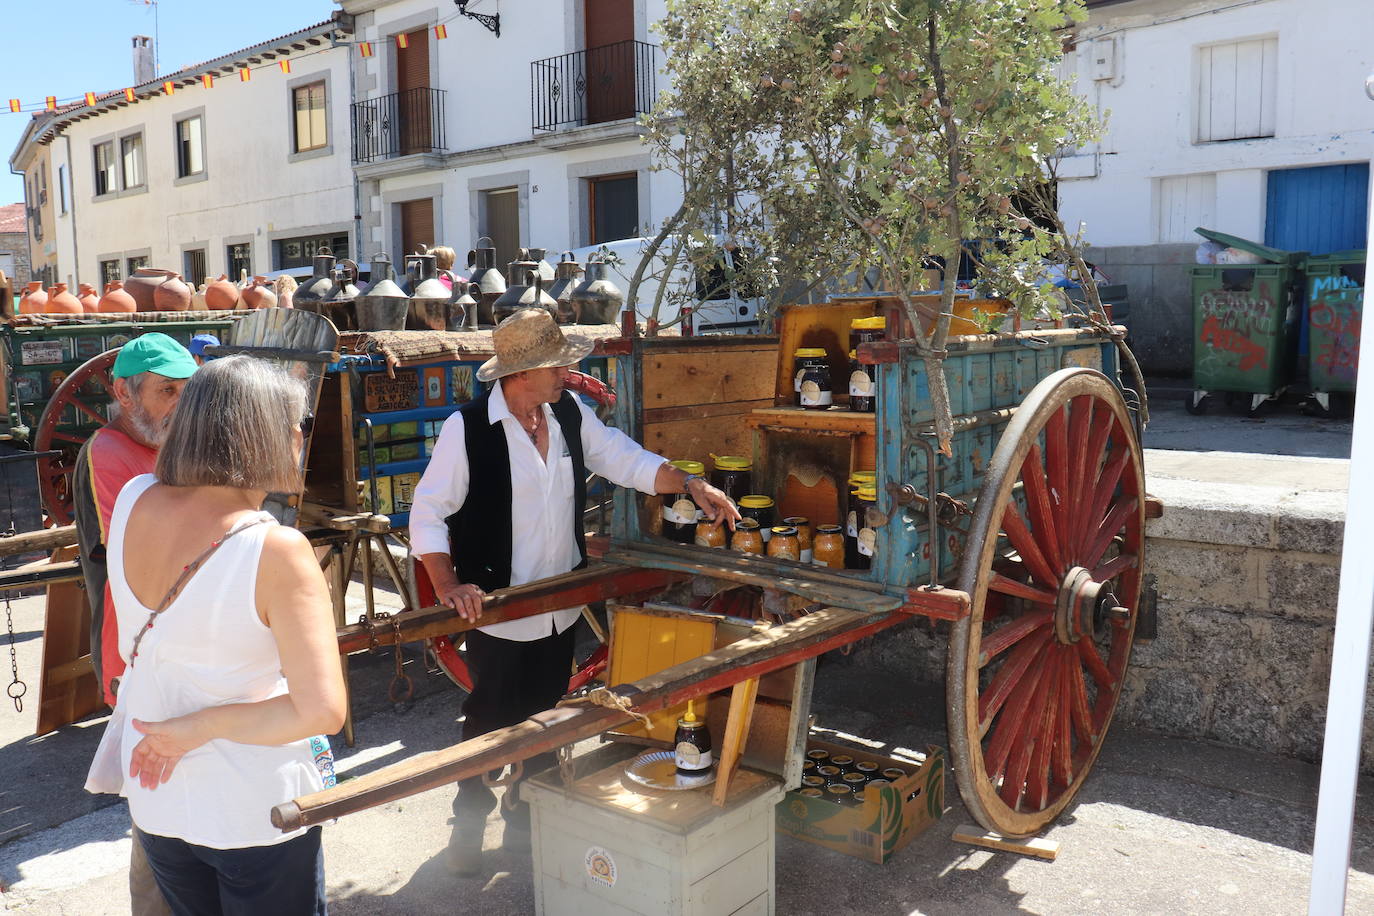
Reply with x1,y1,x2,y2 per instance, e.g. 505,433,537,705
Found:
445,389,588,592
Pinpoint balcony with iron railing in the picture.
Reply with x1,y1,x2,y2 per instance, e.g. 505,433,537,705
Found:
531,40,661,132
351,87,448,164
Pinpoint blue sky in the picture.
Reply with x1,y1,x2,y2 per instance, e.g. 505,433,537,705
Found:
2,0,340,202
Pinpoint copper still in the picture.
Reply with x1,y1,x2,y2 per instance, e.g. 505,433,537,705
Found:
466,236,506,327
355,252,410,331
570,255,624,325
547,252,583,324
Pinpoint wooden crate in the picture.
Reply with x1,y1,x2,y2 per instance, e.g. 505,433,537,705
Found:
744,407,876,529
525,751,784,916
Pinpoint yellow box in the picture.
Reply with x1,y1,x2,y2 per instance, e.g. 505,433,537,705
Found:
774,739,945,864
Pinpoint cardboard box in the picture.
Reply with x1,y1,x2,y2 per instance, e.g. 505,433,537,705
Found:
774,739,945,864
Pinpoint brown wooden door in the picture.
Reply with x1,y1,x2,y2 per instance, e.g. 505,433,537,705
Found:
400,198,434,259
584,0,634,124
484,189,521,267
396,28,431,154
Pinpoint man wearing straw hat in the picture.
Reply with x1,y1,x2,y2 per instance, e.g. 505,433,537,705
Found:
411,308,738,875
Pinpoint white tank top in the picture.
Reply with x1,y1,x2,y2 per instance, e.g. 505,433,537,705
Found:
106,474,326,848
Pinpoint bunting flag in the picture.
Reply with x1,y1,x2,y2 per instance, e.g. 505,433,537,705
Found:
279,59,291,74
124,88,136,102
45,96,56,111
359,41,374,58
84,92,98,106
163,81,175,95
9,100,21,113
434,24,447,40
395,32,409,49
201,73,214,89
239,68,251,82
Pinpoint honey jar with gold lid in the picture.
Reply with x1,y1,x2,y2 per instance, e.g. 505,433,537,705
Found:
766,525,801,561
731,518,764,555
813,524,845,568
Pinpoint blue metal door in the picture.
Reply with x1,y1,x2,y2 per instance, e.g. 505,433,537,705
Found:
1265,163,1369,255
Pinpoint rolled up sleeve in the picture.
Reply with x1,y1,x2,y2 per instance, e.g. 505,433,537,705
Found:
408,411,470,557
578,398,665,495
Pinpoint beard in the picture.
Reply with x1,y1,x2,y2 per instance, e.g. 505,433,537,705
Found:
127,401,171,447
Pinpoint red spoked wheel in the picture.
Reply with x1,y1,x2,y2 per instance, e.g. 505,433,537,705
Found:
422,367,618,693
34,349,120,527
416,560,609,693
948,367,1145,837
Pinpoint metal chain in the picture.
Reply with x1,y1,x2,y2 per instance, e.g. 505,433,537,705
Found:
388,613,414,706
2,463,27,712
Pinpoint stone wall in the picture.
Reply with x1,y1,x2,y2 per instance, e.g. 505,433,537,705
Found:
839,458,1364,772
1090,242,1197,377
0,230,31,288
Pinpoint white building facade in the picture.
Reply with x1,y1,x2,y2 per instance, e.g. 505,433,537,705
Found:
340,0,683,270
1058,0,1374,373
11,16,358,292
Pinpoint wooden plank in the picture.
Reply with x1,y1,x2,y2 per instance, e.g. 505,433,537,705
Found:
643,414,757,469
0,524,77,558
743,406,877,435
0,559,82,591
36,545,102,735
607,548,898,614
643,398,773,425
334,564,687,653
712,677,760,806
640,347,777,410
275,604,899,831
952,824,1060,861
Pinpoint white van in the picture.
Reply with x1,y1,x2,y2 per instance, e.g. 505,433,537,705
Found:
564,236,764,334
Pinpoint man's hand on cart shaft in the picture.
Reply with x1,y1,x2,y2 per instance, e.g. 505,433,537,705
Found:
655,463,741,530
419,553,486,622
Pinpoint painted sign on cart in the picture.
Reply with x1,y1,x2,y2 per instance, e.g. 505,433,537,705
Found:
363,370,420,413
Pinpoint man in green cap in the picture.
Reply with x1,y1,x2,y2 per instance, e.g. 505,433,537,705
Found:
72,332,196,916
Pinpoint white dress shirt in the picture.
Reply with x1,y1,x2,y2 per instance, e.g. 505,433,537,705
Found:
409,379,665,641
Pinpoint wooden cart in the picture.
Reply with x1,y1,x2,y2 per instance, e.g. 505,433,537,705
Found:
274,299,1157,841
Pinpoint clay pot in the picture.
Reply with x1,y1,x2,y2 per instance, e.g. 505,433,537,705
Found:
77,283,100,314
19,281,47,314
153,273,192,312
123,267,179,311
45,283,83,315
205,274,240,310
242,276,278,309
98,280,137,313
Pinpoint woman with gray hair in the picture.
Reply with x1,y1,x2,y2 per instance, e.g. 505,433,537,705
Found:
85,354,346,914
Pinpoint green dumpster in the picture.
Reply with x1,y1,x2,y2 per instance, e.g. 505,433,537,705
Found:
1304,250,1365,413
1188,228,1305,416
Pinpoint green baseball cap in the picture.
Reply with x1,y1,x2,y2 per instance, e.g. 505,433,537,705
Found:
112,332,198,380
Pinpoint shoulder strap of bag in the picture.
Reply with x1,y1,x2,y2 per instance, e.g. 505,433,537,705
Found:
127,515,272,666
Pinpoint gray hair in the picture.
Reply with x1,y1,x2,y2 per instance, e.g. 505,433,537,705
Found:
156,355,307,491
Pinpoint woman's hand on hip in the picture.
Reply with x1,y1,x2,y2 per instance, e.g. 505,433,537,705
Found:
128,715,207,789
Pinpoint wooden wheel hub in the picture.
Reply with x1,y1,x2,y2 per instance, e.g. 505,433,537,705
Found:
1055,566,1098,644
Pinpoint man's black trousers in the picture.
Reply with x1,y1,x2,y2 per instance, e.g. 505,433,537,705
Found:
453,623,576,819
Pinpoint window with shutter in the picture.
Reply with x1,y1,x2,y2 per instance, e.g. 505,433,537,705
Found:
1155,174,1217,243
400,198,435,259
293,82,327,152
1196,37,1277,143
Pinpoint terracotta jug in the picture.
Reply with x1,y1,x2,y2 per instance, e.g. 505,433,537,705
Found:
242,276,278,309
123,267,179,311
45,283,83,315
98,280,137,313
205,274,240,310
19,281,47,314
77,282,100,314
152,273,192,311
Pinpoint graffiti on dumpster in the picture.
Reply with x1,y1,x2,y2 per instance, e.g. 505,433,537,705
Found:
1200,316,1269,371
1309,293,1363,386
1196,287,1279,373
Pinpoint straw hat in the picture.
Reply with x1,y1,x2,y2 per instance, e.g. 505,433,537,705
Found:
477,308,593,382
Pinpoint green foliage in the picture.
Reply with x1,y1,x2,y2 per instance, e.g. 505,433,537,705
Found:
646,0,1101,330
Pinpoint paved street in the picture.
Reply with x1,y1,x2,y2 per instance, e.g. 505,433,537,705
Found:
0,398,1365,914
1,565,1372,915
